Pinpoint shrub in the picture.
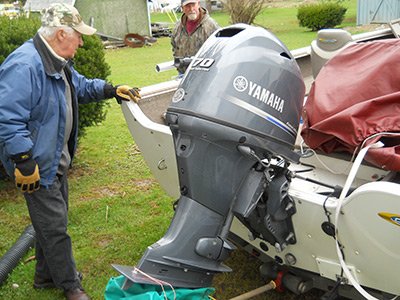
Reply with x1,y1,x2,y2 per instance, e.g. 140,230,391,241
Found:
0,15,40,62
297,2,347,31
74,35,111,137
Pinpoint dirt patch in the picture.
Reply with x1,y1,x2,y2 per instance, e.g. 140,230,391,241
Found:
78,184,125,201
344,23,389,34
68,162,95,178
98,238,112,248
95,187,121,197
131,178,156,192
126,143,142,157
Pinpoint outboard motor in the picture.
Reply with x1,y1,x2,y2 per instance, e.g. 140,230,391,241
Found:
115,24,305,289
310,28,353,78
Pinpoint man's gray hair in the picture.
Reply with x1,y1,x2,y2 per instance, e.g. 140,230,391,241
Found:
38,26,75,39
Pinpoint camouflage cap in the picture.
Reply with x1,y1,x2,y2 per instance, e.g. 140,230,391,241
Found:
181,0,198,6
41,3,96,35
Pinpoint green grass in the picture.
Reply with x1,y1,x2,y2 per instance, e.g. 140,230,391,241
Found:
151,0,359,50
105,38,177,87
0,1,368,299
0,100,175,299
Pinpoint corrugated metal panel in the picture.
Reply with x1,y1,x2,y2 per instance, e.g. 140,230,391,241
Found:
24,0,75,12
23,0,150,38
75,0,150,38
357,0,400,25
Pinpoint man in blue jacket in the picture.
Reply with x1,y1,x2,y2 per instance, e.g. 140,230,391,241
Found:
0,3,140,300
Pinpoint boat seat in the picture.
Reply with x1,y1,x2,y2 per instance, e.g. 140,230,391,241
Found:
310,29,353,78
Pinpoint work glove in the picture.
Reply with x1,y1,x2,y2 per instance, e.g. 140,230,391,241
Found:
104,84,142,104
12,152,40,193
115,85,141,103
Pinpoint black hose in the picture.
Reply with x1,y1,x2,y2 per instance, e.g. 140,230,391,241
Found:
295,174,336,190
0,224,36,285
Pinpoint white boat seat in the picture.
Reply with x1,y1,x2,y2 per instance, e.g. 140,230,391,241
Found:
310,29,353,78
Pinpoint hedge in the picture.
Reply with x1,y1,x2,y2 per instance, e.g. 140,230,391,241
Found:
297,2,347,31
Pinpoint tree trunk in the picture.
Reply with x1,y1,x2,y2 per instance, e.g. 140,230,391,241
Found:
205,0,212,12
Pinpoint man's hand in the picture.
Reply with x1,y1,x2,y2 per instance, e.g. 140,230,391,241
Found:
12,152,40,193
116,85,141,103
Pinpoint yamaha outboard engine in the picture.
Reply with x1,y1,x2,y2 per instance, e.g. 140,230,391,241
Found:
115,24,305,289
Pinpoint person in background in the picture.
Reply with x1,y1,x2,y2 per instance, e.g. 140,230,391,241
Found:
171,0,220,74
0,3,140,300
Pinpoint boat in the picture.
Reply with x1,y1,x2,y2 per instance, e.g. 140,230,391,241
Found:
113,23,400,299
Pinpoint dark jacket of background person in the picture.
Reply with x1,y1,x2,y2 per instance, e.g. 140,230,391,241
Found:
171,6,219,74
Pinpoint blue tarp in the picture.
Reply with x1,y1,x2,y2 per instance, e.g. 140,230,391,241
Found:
105,275,216,300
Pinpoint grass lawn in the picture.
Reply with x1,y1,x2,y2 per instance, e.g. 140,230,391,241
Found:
0,1,377,299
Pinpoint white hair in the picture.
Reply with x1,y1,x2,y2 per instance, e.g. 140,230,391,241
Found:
38,26,75,39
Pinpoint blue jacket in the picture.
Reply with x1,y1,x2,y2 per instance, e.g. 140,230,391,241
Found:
0,34,107,187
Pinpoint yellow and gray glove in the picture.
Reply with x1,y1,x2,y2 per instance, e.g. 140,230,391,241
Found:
116,85,141,103
12,151,40,193
104,84,141,104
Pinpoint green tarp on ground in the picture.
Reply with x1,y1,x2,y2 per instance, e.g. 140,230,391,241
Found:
105,275,216,300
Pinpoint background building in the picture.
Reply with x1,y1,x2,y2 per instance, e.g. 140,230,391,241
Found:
357,0,400,25
24,0,151,38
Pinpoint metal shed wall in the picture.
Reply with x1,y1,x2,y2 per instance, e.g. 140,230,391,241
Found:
24,0,75,11
357,0,400,25
24,0,151,39
75,0,150,38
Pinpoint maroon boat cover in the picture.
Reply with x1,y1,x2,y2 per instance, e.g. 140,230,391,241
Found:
301,39,400,170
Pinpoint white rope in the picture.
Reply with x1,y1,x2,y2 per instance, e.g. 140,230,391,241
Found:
298,138,352,175
334,142,380,300
311,148,353,175
334,137,398,300
300,130,400,298
132,267,176,300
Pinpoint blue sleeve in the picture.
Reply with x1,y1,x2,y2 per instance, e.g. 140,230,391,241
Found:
0,62,35,157
71,66,107,104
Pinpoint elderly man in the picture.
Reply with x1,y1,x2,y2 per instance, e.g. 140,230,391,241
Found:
0,3,140,300
171,0,219,74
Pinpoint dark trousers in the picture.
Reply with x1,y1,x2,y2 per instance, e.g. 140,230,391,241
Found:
24,173,81,291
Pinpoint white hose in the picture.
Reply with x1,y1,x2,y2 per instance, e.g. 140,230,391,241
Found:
228,281,276,300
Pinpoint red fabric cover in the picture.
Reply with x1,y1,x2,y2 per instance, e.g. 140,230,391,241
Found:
301,39,400,170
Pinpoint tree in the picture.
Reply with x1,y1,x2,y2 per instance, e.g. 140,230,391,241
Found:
205,0,212,12
221,0,267,25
